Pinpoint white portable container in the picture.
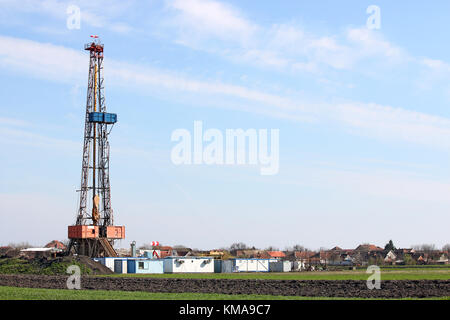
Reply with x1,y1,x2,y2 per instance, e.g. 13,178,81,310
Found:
233,259,275,272
163,257,214,273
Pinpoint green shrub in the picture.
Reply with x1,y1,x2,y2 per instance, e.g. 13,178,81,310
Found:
0,258,92,275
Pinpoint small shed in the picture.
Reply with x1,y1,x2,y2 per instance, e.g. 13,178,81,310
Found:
127,259,164,274
163,256,214,273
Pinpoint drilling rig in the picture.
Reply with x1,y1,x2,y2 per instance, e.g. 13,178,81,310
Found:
67,36,125,257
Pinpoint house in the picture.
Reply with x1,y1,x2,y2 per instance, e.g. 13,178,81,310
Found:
349,251,370,266
153,246,173,258
429,252,449,265
306,251,335,266
44,240,66,250
283,251,296,261
436,253,449,264
384,250,397,264
294,251,315,267
294,251,314,259
20,247,63,259
209,250,226,258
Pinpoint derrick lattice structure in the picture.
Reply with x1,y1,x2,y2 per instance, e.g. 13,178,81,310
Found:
67,38,124,258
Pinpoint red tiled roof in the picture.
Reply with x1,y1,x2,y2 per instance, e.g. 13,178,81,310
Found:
44,240,66,249
267,251,286,258
320,251,334,259
355,244,383,251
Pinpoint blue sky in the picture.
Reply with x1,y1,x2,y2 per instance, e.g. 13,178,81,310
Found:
0,0,449,250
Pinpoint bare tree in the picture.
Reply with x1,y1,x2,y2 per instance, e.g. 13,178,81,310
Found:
285,245,306,251
229,242,248,251
173,245,188,249
421,244,436,252
412,244,436,252
8,242,34,249
412,244,437,263
293,244,307,251
138,243,153,250
265,246,279,251
442,244,450,252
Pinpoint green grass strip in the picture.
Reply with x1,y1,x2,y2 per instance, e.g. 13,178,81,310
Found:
0,286,448,300
100,269,450,281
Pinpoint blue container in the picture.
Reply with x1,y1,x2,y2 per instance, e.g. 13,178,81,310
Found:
127,259,137,273
88,112,104,123
103,113,117,124
127,259,164,274
88,112,117,124
214,260,222,273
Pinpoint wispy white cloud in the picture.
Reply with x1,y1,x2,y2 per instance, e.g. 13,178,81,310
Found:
163,0,408,74
1,35,450,150
0,126,79,151
346,27,406,61
0,117,30,127
422,58,450,72
0,35,85,81
330,102,450,148
167,0,258,42
0,0,135,34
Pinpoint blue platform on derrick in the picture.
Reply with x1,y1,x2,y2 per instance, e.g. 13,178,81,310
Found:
88,112,117,124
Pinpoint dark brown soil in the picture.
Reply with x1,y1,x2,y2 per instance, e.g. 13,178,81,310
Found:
0,274,448,298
